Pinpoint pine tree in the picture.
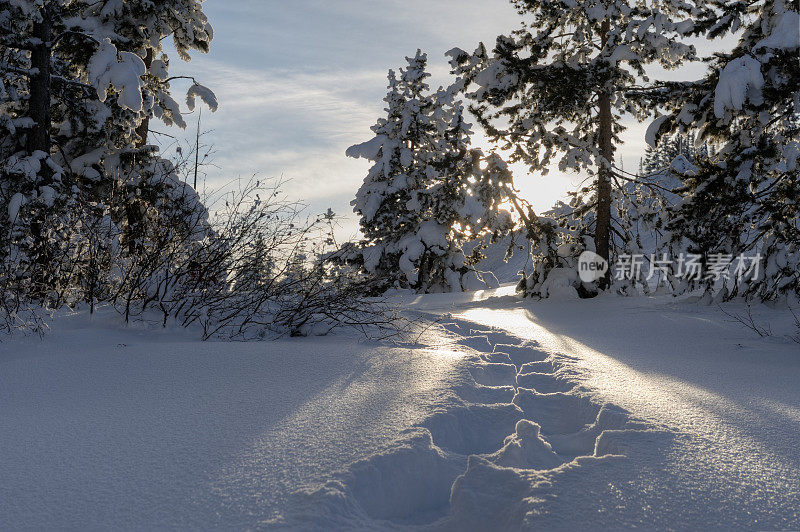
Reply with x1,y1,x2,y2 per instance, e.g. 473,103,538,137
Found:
346,51,511,293
448,0,705,291
0,0,216,305
648,0,800,300
641,132,710,176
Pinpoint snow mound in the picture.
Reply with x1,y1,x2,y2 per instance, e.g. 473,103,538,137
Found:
539,267,580,299
488,419,565,470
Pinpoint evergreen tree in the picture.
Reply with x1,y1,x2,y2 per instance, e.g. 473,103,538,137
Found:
647,0,800,300
346,51,512,293
448,0,705,292
641,132,710,176
0,0,216,305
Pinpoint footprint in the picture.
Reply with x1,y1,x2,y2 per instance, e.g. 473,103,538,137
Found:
519,358,566,375
467,329,520,347
448,455,533,531
594,428,673,458
468,362,518,388
346,430,465,523
547,404,631,456
420,403,523,455
516,371,576,394
512,389,601,435
479,351,514,365
455,335,494,351
494,343,549,368
285,429,466,526
453,383,516,405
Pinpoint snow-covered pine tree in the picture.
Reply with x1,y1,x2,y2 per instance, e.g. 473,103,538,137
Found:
0,0,216,306
647,0,800,301
346,51,511,293
475,152,518,242
75,0,215,146
65,0,216,256
641,132,710,176
448,0,705,294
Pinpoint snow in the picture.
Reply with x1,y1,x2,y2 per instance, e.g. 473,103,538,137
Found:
713,55,765,119
675,19,695,35
456,296,800,528
150,59,169,81
669,153,698,175
186,83,219,112
0,309,474,528
607,44,637,65
3,291,799,529
539,267,580,299
417,220,448,250
346,135,386,160
155,90,188,129
362,244,383,273
87,38,147,112
473,61,518,93
645,114,669,148
755,7,800,51
38,185,56,207
7,192,24,222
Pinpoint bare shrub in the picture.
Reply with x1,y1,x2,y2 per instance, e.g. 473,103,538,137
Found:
107,176,403,340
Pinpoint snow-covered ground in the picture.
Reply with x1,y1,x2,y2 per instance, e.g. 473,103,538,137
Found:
2,290,798,529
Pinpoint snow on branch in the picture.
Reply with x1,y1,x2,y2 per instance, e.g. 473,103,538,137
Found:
713,55,764,119
87,38,147,112
186,83,218,112
645,115,669,148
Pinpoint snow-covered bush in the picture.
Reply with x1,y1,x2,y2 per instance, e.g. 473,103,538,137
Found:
517,214,585,300
346,51,513,294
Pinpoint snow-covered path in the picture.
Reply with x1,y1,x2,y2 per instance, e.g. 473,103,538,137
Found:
455,298,800,529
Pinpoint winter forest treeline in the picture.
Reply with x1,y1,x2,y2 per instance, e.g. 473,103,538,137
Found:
1,0,798,338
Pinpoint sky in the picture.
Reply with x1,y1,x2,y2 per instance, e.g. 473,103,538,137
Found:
159,1,731,240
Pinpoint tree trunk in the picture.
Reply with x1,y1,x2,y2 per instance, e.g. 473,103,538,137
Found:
27,5,54,301
595,18,615,290
129,48,154,255
27,7,52,159
134,48,154,148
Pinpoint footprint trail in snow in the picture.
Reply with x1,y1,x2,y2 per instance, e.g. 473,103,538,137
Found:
276,317,659,530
